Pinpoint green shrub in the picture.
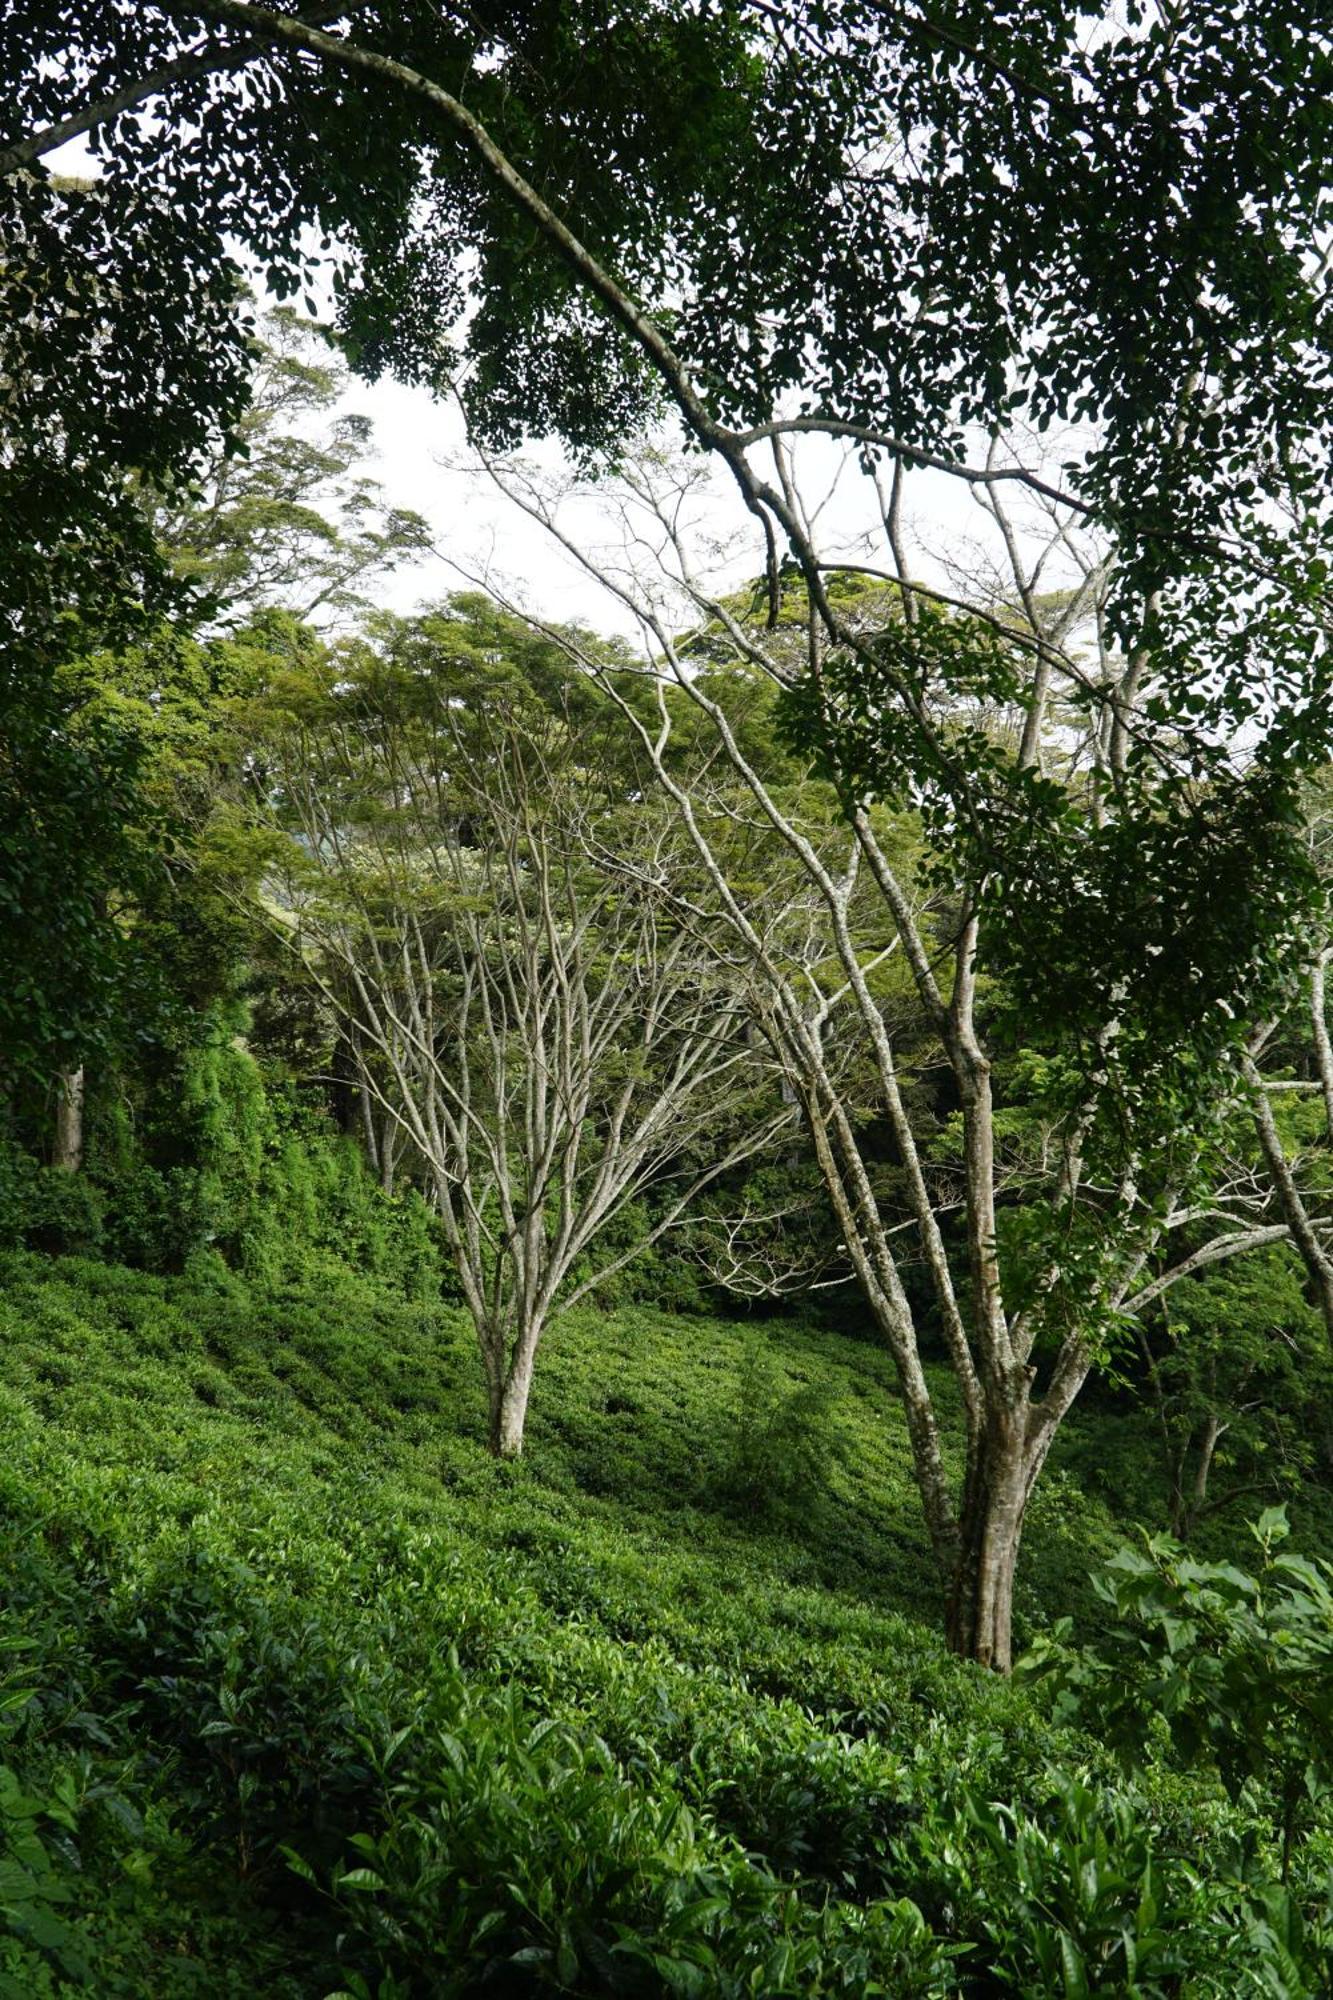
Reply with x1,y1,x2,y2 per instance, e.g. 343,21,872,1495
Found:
0,1145,105,1257
1022,1507,1333,1884
900,1769,1321,1996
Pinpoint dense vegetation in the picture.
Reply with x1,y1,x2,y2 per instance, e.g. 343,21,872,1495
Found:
2,1228,1331,1995
6,2,1333,1987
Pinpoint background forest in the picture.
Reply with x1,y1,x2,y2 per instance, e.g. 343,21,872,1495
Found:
5,2,1333,1993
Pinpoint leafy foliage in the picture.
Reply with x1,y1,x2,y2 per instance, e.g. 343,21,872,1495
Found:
0,661,170,1084
782,601,1327,1090
1137,1251,1333,1536
711,1336,842,1524
1023,1507,1333,1883
11,4,1333,550
149,308,430,623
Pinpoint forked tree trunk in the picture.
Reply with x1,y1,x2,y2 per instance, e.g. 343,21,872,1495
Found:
53,1068,85,1173
1172,1414,1225,1539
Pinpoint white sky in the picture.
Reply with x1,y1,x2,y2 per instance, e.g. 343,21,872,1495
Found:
350,377,649,630
355,375,1018,641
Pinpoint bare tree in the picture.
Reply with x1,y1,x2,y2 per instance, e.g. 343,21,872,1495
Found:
251,623,800,1453
456,443,1327,1665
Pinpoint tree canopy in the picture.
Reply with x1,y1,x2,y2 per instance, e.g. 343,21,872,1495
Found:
7,4,1332,583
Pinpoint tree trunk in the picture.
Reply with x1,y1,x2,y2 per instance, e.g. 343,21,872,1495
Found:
357,1061,381,1175
945,1402,1029,1672
1168,1449,1188,1538
1179,1414,1224,1540
487,1338,538,1458
331,1036,359,1136
53,1067,85,1172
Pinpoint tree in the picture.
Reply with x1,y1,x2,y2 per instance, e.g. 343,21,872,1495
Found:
1,155,247,1098
1,293,428,1160
149,307,430,624
0,651,166,1087
8,1,1333,1657
8,6,1330,622
1,155,251,958
1206,781,1333,1354
243,600,798,1453
460,447,1331,1667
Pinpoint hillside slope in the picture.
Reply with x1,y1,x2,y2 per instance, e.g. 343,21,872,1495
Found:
0,1252,1321,1994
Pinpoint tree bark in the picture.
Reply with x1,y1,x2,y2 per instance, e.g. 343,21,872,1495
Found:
1244,1052,1333,1341
944,1399,1029,1672
487,1337,538,1458
379,1124,398,1197
53,1068,85,1172
1175,1413,1225,1539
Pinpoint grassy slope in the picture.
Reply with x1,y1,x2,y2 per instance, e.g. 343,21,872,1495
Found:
0,1250,1132,1638
0,1250,1321,1995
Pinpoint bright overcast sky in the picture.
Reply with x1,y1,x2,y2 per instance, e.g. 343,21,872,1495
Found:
341,373,1009,642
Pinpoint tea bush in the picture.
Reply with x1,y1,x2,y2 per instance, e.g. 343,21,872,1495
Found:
1,1250,1330,1992
1022,1507,1333,1896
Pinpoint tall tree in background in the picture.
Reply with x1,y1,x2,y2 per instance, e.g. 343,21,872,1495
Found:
0,157,244,1089
1,136,254,1072
1,297,424,1165
150,308,430,623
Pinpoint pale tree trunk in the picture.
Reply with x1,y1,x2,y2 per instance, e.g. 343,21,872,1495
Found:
354,1050,401,1192
1311,952,1333,1138
1244,1051,1333,1340
944,1367,1088,1672
800,1041,1046,1673
485,1327,540,1458
1178,1414,1225,1539
53,1067,85,1172
357,1060,380,1178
